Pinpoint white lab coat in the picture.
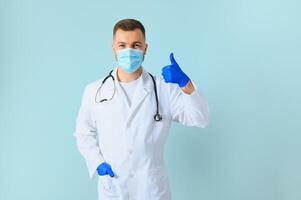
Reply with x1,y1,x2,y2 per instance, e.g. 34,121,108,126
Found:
74,66,210,200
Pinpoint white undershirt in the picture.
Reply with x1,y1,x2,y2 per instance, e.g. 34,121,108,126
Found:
119,77,140,107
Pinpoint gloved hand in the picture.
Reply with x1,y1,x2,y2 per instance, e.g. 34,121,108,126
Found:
96,162,115,177
161,53,190,87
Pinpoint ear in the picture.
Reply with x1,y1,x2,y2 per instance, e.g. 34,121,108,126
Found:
144,43,148,56
141,43,148,61
112,43,117,60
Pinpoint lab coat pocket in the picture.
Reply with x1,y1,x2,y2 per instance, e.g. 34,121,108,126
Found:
99,175,120,198
148,166,168,197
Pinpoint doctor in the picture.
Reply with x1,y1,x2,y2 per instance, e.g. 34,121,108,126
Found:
74,19,210,200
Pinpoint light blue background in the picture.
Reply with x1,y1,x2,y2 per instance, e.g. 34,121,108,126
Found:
1,0,300,200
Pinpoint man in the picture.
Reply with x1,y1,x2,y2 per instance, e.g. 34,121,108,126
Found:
74,18,210,200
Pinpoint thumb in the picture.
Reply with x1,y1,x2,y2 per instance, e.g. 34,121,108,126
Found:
169,52,177,65
107,167,115,177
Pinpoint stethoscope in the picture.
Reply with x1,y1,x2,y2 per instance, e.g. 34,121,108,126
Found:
95,70,162,122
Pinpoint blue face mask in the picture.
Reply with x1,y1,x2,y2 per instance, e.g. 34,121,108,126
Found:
116,48,144,73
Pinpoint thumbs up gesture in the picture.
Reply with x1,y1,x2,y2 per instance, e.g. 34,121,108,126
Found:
161,53,190,87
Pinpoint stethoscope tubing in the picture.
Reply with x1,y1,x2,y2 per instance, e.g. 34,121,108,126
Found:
95,69,162,122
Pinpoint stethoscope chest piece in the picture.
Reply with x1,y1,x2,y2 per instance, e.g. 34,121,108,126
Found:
154,113,162,122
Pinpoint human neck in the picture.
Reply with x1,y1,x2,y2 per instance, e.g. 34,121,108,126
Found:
117,67,143,83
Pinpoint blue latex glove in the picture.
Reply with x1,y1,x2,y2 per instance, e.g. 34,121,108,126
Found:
161,53,190,87
96,162,115,177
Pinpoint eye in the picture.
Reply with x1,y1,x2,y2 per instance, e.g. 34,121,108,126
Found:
133,44,141,48
119,44,125,48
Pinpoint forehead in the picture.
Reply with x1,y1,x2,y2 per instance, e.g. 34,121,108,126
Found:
113,29,145,43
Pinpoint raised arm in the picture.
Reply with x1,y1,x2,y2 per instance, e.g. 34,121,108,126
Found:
162,53,210,128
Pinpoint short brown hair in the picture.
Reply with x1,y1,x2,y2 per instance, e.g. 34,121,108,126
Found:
113,19,145,39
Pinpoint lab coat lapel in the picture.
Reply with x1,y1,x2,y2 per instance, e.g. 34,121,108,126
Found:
111,67,153,127
126,67,153,127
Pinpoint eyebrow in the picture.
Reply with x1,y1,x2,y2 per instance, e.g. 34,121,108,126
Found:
117,41,142,45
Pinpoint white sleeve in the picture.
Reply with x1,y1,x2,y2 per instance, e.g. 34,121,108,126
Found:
73,85,105,178
168,81,210,128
